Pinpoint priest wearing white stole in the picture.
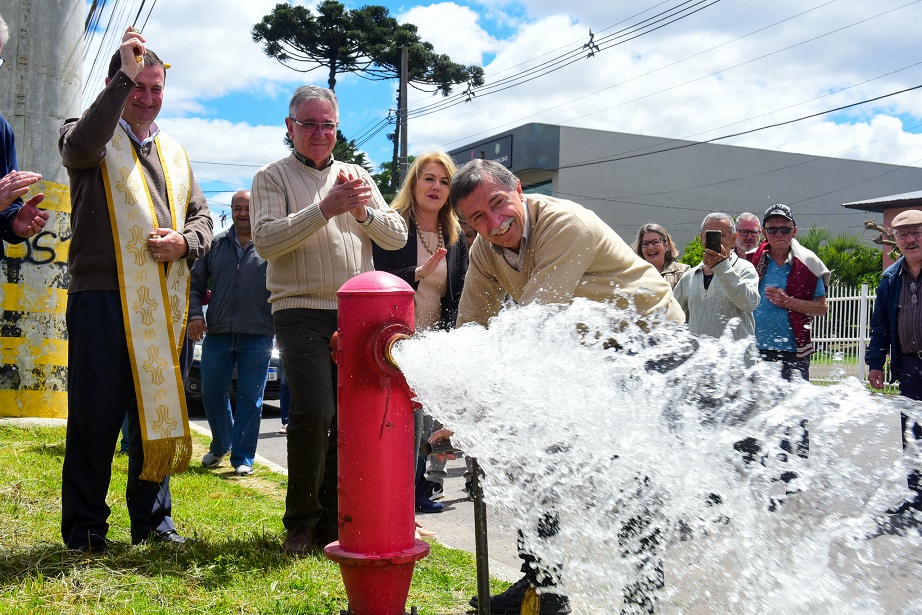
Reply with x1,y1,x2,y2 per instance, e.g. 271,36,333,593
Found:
58,28,212,552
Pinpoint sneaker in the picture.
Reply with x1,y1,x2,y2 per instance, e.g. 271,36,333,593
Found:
428,481,444,501
201,452,225,468
415,495,444,514
235,465,253,476
278,426,288,435
283,526,315,556
469,576,572,614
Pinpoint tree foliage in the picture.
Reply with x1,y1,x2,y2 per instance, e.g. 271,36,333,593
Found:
796,226,883,289
253,1,484,95
679,235,704,267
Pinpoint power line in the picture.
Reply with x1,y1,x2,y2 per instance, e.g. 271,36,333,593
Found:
431,0,916,152
557,83,922,170
408,0,722,120
612,115,922,201
405,0,684,107
352,0,722,144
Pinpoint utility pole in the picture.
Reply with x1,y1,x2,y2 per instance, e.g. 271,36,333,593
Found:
0,0,83,418
398,46,408,188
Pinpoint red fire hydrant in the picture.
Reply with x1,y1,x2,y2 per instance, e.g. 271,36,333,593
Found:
325,271,430,615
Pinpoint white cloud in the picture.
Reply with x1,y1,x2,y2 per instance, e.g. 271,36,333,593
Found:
399,3,498,65
158,117,290,189
82,0,322,112
82,0,922,190
405,0,922,168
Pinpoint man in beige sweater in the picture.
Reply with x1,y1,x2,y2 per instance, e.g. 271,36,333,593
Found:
453,159,683,328
250,86,407,556
451,159,683,615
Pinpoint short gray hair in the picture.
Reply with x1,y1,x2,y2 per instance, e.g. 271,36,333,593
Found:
288,85,338,121
736,212,759,225
0,14,9,49
449,159,517,217
701,212,735,233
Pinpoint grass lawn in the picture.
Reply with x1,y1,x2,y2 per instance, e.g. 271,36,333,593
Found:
0,424,505,614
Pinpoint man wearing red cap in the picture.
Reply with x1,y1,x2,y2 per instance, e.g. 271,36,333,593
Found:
867,209,922,515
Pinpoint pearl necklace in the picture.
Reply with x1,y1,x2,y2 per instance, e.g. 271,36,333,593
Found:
412,209,444,255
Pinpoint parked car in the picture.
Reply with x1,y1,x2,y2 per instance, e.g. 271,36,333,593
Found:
185,338,281,405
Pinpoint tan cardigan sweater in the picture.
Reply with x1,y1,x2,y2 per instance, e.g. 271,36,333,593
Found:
457,195,685,327
251,154,407,311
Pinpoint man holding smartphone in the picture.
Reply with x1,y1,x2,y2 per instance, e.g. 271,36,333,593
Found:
672,212,760,342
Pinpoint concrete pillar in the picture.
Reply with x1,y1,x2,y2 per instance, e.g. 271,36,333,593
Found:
0,0,83,417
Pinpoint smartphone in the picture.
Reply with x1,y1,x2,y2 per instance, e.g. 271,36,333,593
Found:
705,230,722,253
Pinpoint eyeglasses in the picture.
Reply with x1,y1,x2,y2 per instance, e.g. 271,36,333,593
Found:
737,229,760,237
289,117,338,134
764,226,794,235
641,239,663,249
895,229,922,241
912,282,918,305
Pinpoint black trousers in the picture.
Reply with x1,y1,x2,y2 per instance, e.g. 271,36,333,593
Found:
61,291,181,548
273,308,339,540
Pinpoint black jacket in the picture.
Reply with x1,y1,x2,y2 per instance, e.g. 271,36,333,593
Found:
372,218,468,330
189,226,274,337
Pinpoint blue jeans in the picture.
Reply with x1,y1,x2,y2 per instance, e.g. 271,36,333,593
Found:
201,333,273,467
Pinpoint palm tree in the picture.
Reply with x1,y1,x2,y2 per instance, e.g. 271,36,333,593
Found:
798,226,882,289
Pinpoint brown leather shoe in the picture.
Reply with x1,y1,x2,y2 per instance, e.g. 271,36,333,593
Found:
283,526,315,556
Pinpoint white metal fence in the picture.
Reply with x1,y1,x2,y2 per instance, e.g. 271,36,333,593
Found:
809,283,878,384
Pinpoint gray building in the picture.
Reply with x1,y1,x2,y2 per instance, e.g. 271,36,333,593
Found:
449,123,922,248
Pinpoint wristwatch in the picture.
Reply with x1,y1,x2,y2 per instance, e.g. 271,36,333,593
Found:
359,207,375,226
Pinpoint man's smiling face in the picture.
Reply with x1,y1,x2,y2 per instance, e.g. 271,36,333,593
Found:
455,175,527,252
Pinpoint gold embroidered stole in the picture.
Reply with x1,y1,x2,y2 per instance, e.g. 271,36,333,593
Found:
101,125,193,481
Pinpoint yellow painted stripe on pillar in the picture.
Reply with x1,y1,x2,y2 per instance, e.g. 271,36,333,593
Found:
1,337,68,365
0,390,68,418
1,283,68,314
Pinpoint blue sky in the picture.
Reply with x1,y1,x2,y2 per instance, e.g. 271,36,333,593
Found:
82,0,922,231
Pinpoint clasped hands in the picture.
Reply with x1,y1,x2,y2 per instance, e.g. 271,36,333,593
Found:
319,170,372,222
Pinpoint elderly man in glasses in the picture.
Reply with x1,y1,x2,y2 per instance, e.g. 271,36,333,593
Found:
250,85,407,556
749,203,830,381
734,212,761,258
867,209,922,514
